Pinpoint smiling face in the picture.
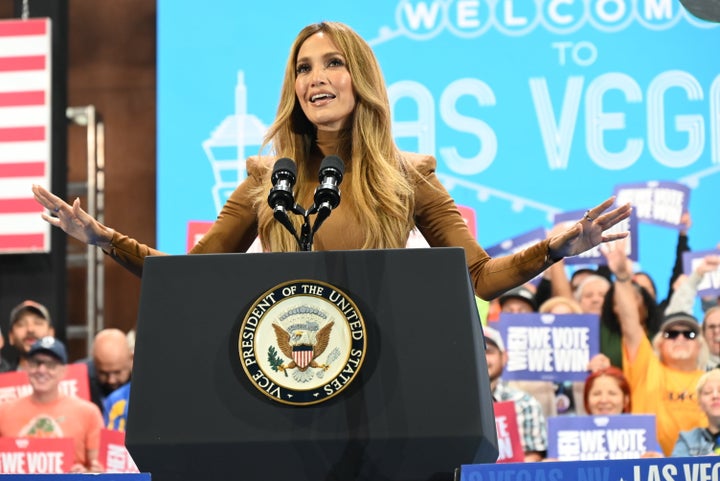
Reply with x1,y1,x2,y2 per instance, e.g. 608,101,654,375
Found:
660,325,701,365
27,353,65,397
699,373,720,427
586,374,629,415
294,31,356,132
9,312,54,354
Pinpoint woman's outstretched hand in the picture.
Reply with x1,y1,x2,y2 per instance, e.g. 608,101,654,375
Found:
547,197,632,260
31,184,114,249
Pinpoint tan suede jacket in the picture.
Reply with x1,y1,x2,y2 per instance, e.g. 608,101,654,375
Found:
106,136,552,300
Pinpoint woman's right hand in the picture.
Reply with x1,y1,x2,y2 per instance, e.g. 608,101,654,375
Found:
32,184,114,249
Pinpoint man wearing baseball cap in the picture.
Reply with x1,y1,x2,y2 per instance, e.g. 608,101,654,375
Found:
0,336,104,472
498,285,561,417
484,326,547,461
7,300,55,371
498,286,537,313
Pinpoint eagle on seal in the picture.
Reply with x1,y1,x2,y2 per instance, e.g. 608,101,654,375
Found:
272,322,334,372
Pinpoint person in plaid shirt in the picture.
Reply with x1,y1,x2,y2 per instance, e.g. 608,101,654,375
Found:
484,325,547,462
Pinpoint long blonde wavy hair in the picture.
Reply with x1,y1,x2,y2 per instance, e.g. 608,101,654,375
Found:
254,22,416,252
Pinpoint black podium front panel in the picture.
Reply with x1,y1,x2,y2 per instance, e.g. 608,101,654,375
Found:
126,248,497,481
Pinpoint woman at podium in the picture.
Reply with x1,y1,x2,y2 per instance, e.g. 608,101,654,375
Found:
32,21,631,300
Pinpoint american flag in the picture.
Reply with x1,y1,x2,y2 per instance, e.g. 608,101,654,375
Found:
0,18,52,254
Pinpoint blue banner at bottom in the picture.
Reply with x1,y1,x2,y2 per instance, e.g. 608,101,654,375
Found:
461,456,719,481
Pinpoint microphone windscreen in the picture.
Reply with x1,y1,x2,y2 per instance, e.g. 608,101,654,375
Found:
272,157,297,183
319,155,345,180
273,157,297,175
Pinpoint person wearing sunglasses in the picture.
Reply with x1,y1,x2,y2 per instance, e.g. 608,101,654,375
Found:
602,239,709,457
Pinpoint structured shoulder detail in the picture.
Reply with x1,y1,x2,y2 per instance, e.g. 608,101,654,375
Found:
401,152,437,174
245,155,274,179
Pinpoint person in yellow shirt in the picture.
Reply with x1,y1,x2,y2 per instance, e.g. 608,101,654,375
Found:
604,239,708,456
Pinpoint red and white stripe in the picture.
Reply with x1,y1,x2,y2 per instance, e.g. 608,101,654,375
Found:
292,348,314,369
0,18,52,253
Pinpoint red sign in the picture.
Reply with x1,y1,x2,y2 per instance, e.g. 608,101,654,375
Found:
0,18,53,254
457,205,477,238
186,220,213,252
98,429,139,473
0,437,74,473
0,363,90,404
494,400,524,463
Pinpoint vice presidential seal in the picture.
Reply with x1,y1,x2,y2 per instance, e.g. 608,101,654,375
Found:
238,280,366,406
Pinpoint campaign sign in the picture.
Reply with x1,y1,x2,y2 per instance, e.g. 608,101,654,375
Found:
497,313,600,382
548,414,660,461
683,249,720,298
461,455,720,481
99,429,139,474
614,181,691,230
554,208,639,265
0,437,74,474
486,227,548,258
0,364,90,404
493,401,524,463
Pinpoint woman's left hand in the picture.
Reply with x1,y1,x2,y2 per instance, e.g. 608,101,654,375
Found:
547,197,632,260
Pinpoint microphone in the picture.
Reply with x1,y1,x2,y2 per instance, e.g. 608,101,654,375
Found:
268,158,299,238
311,155,344,234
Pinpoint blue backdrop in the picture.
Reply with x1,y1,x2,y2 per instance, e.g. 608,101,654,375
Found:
157,0,719,305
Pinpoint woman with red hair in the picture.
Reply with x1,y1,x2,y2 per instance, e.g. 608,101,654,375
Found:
583,366,631,415
572,366,663,458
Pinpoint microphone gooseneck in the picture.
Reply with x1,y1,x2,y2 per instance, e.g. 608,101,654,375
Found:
266,155,344,251
268,157,297,213
311,155,345,235
268,158,299,239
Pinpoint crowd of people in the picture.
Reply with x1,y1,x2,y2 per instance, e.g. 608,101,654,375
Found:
2,235,718,471
484,230,720,460
0,300,133,472
1,18,716,470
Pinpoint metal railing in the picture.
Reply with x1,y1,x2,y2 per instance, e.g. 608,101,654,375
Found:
65,105,105,350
